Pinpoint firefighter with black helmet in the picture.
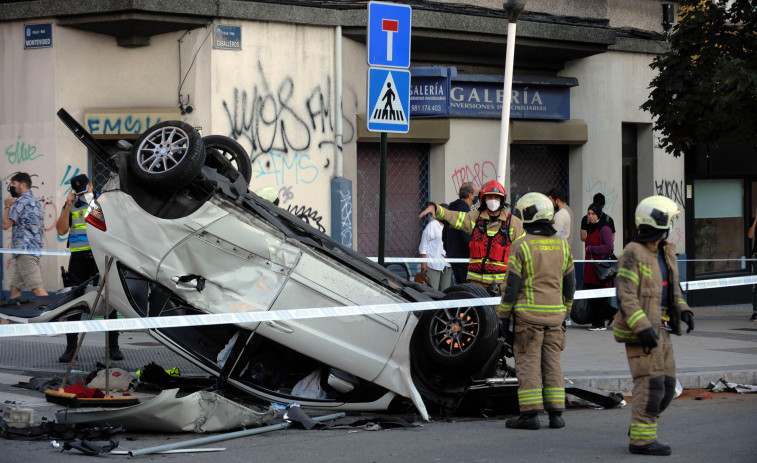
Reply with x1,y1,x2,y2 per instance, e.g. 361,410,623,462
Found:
497,192,576,430
614,195,694,456
419,180,524,293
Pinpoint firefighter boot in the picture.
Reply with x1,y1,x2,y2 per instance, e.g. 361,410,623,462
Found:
505,412,539,430
548,411,565,428
58,334,78,363
629,441,672,456
109,331,124,361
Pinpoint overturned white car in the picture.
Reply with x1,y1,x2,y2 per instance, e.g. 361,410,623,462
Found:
47,109,513,420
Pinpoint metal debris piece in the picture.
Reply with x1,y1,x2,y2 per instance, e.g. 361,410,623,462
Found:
56,388,276,432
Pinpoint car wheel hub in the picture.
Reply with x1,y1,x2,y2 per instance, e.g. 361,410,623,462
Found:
429,308,479,357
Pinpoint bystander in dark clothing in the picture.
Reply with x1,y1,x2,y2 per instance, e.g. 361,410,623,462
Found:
581,192,615,242
443,182,478,285
583,203,616,330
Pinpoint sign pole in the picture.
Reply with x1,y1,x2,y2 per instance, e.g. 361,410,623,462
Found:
378,132,388,266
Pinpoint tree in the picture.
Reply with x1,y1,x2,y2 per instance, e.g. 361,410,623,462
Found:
641,0,757,157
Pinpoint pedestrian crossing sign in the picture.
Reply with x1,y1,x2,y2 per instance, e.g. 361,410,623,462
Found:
367,67,410,133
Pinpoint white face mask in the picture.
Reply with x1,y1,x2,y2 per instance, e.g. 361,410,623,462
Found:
486,199,500,212
82,192,94,204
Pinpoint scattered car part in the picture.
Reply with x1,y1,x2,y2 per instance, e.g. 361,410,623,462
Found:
57,388,276,433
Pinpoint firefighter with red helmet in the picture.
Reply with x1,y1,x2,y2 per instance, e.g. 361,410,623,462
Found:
419,180,524,293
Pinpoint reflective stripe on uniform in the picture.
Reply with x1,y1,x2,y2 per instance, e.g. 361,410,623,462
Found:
517,388,543,407
618,267,639,285
613,326,637,341
627,309,646,328
543,387,565,406
630,422,657,440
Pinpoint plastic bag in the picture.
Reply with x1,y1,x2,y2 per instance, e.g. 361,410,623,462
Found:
291,369,327,399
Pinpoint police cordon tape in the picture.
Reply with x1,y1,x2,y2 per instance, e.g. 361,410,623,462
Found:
0,248,71,256
368,257,757,264
3,248,755,262
1,275,756,339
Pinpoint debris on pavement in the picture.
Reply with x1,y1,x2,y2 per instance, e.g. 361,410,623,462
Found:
707,378,757,394
56,388,277,432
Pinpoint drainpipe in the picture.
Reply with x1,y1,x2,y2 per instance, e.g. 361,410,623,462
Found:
335,25,344,177
330,25,354,248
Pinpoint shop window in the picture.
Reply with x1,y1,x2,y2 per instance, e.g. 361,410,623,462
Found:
694,179,744,274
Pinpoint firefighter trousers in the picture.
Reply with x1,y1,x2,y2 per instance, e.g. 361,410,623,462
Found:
513,321,566,413
625,329,676,446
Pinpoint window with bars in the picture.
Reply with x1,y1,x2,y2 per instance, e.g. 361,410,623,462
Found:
356,142,430,266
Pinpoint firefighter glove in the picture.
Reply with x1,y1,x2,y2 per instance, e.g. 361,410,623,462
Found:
637,327,659,353
681,310,694,333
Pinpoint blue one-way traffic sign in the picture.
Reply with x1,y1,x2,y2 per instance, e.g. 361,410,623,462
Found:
367,2,411,68
367,68,410,133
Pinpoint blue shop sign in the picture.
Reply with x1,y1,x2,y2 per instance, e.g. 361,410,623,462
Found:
449,82,570,120
410,77,449,117
24,23,52,49
409,67,574,120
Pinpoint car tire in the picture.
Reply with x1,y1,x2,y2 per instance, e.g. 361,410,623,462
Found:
202,135,252,184
128,121,206,191
419,283,498,370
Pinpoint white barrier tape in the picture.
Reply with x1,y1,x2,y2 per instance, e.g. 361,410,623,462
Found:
1,275,756,338
369,256,757,264
0,248,71,256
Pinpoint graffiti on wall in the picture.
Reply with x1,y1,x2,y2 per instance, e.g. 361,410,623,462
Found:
584,180,619,215
655,178,686,244
654,179,685,210
339,189,353,247
222,60,355,163
286,204,326,233
251,152,319,185
450,161,498,193
5,135,45,164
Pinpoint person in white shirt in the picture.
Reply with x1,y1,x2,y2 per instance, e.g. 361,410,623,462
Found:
548,188,574,245
419,205,452,291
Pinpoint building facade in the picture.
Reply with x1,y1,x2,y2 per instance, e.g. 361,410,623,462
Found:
5,1,740,305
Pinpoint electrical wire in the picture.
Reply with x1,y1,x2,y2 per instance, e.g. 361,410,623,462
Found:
178,24,213,108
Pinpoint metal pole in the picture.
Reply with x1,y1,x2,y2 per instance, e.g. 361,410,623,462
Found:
497,20,518,186
378,132,388,266
129,412,346,457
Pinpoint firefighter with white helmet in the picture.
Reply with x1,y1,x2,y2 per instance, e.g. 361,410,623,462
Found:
497,192,576,430
614,195,694,456
419,180,524,293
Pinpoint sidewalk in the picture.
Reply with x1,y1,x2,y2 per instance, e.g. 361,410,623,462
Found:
562,304,757,391
0,305,755,395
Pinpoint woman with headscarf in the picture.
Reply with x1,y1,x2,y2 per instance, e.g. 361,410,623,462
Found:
583,203,615,330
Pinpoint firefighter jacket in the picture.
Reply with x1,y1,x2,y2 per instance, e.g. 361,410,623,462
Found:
613,241,690,342
434,205,525,285
68,199,91,252
497,233,576,326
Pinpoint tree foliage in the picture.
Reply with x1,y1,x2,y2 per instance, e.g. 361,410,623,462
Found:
641,0,757,157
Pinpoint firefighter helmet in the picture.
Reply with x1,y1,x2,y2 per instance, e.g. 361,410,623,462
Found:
635,195,679,230
479,180,506,204
516,192,555,224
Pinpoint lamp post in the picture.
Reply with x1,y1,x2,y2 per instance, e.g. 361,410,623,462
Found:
497,0,527,186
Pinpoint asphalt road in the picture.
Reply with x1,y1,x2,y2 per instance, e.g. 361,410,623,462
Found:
1,385,755,462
